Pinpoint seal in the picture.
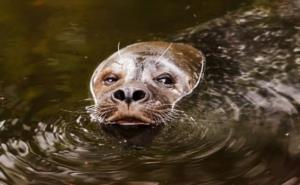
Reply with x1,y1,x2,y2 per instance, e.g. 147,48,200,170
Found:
89,41,205,125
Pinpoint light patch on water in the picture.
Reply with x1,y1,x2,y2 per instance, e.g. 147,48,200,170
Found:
268,81,300,104
244,80,298,115
0,145,15,169
0,120,5,131
225,96,241,121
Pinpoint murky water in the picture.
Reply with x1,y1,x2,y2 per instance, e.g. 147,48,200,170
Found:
1,0,300,185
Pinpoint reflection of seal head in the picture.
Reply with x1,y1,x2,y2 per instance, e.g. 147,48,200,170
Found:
90,41,205,125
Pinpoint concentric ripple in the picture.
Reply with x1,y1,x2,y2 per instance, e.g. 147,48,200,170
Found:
1,94,299,185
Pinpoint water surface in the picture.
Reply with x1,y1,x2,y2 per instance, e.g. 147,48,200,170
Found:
1,0,300,185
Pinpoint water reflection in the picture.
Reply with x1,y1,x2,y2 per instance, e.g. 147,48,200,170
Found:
101,125,162,149
0,108,235,184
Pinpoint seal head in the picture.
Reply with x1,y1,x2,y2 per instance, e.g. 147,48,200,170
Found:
90,41,205,125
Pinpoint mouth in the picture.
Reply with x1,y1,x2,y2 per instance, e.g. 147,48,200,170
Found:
108,115,152,126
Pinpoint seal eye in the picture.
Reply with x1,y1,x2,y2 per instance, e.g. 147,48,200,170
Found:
103,74,119,85
155,73,175,88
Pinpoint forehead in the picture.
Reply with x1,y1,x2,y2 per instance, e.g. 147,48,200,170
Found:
102,52,188,77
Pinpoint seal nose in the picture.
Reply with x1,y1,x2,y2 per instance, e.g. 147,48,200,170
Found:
132,90,146,101
113,89,126,102
112,88,149,104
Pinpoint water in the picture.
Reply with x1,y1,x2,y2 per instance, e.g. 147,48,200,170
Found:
1,0,300,184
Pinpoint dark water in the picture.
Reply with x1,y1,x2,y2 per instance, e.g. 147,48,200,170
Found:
1,0,300,185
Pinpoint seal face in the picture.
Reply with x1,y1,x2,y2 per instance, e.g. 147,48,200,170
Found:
89,41,205,125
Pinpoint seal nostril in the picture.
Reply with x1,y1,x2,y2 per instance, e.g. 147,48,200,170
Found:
132,90,146,101
113,89,126,101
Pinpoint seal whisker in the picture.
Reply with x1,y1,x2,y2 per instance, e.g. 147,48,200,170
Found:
158,104,185,113
88,103,117,124
117,42,122,61
143,109,165,124
61,108,90,115
146,107,183,119
96,107,116,113
143,106,182,124
156,43,173,63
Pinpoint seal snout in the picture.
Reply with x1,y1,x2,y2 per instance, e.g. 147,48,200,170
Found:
112,86,150,105
108,85,152,125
